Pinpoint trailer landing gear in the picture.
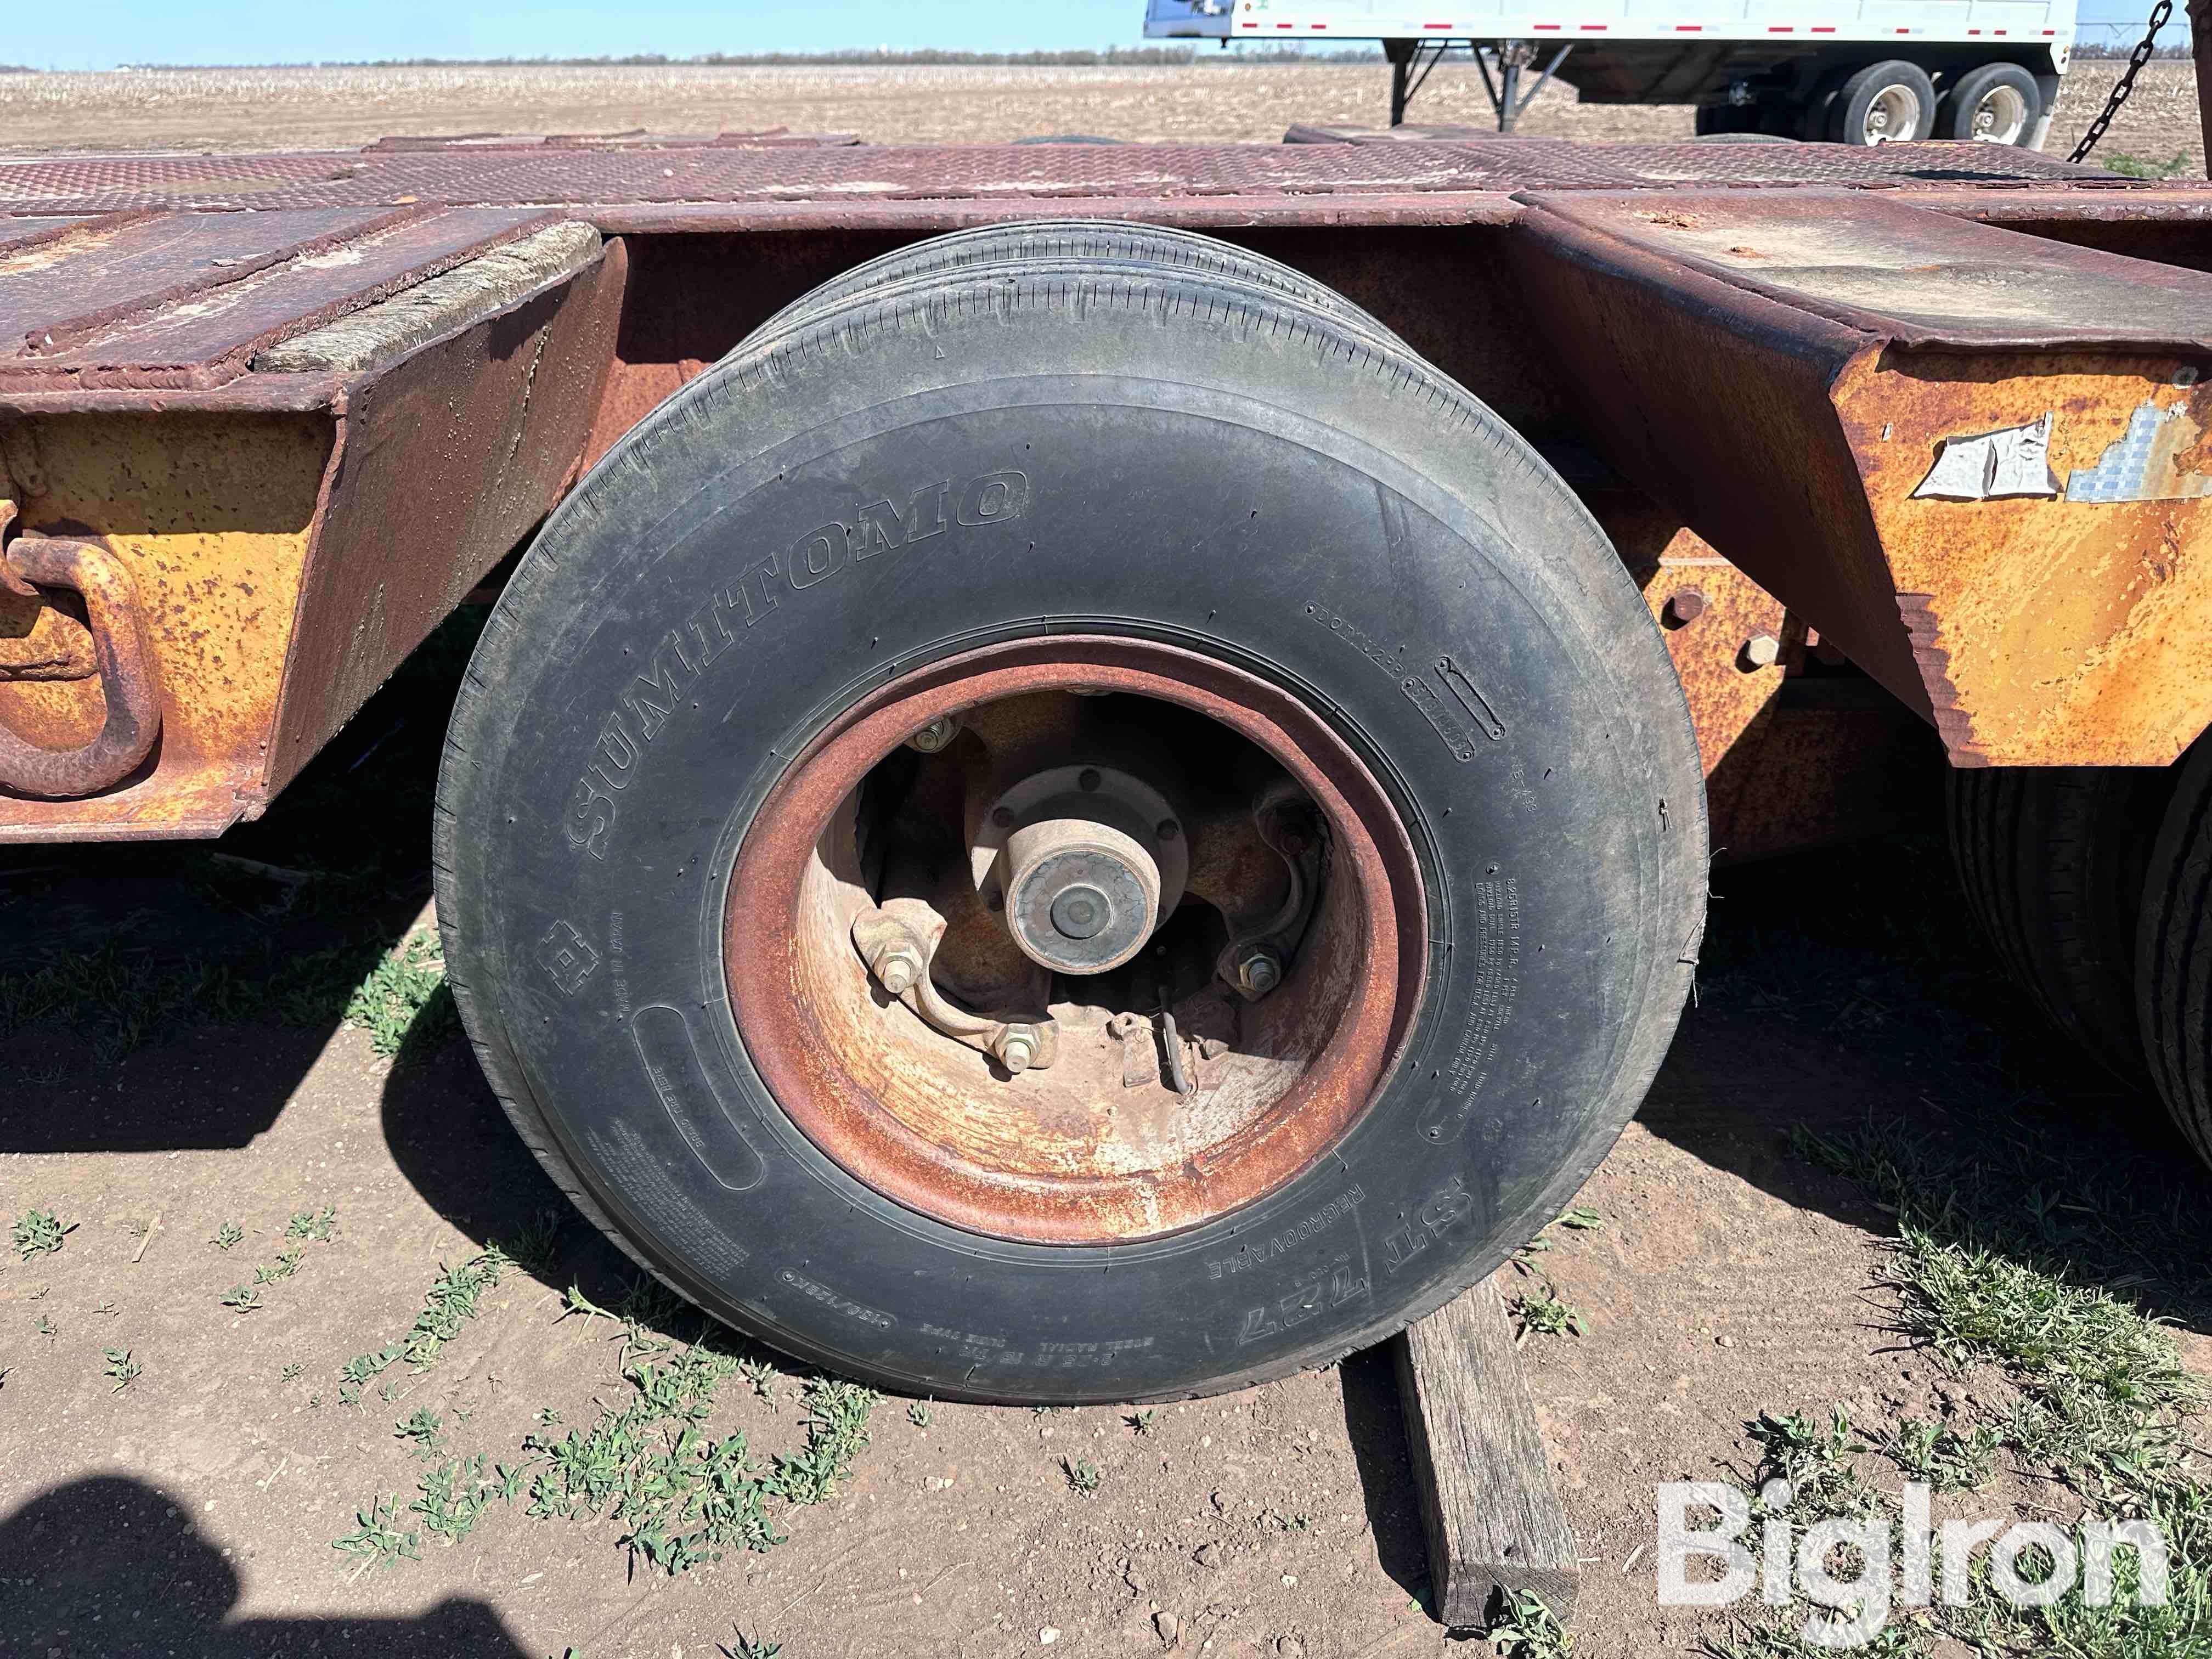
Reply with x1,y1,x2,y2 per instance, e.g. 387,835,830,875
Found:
1385,37,1573,131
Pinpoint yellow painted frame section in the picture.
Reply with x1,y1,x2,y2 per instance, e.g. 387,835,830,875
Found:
1836,351,2212,768
0,411,334,838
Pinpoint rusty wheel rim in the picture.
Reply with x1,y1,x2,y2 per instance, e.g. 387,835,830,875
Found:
723,636,1426,1245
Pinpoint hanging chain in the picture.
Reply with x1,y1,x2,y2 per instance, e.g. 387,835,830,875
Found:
2069,0,2172,163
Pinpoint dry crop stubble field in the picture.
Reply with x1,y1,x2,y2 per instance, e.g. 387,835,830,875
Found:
0,58,2200,172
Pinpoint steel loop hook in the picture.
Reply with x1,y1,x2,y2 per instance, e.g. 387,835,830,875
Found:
0,534,165,799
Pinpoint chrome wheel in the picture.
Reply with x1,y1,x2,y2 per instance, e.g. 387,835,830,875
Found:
1861,83,1923,143
1970,83,2031,144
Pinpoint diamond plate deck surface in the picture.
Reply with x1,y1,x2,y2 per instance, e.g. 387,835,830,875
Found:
0,137,2166,219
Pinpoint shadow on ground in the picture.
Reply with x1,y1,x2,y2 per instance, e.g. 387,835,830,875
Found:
1337,1345,1434,1608
0,1474,528,1657
1649,826,2212,1339
0,611,485,1155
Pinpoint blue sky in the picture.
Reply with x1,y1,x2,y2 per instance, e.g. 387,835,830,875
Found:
5,0,2175,72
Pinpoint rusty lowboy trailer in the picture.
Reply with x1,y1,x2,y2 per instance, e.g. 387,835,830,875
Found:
5,115,2212,1404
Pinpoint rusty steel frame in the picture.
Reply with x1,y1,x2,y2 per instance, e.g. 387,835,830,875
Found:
3,132,2212,850
0,227,626,838
1506,189,2212,769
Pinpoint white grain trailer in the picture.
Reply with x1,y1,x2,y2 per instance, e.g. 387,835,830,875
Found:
1144,0,2076,143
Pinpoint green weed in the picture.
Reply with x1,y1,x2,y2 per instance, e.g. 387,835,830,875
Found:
340,1245,511,1403
411,1453,503,1544
501,1210,562,1277
1872,1415,2000,1493
345,930,456,1057
255,1245,306,1284
331,1494,421,1581
907,1398,933,1428
2101,149,2193,180
101,1347,142,1392
1483,1587,1574,1657
396,1408,447,1459
1510,1284,1590,1340
1062,1456,1103,1494
1714,1121,2212,1656
738,1355,779,1408
210,1222,245,1251
11,1209,73,1261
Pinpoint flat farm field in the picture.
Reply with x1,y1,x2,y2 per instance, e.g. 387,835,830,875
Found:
0,58,2201,175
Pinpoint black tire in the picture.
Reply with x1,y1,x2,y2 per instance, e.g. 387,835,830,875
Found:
1830,60,1938,144
2137,741,2212,1168
1936,62,2041,145
436,236,1706,1402
1948,766,2175,1082
755,218,1405,349
1799,69,1851,141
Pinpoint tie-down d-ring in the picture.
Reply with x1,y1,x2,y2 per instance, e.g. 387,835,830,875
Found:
0,535,165,800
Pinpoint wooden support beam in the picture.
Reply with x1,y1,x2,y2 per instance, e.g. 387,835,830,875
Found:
1392,1278,1579,1630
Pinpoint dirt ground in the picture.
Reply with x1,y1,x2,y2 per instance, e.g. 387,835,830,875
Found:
0,58,2201,175
2,619,2209,1658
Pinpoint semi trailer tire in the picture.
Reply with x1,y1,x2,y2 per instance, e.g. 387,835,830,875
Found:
1938,63,2042,145
1948,766,2174,1082
2137,740,2212,1169
1831,60,1938,144
753,217,1409,352
435,232,1707,1402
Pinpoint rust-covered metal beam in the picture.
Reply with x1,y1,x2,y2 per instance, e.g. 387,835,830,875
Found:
0,212,625,838
1509,189,2212,769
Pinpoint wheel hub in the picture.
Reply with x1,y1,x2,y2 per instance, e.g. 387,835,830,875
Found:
721,637,1425,1244
982,761,1187,975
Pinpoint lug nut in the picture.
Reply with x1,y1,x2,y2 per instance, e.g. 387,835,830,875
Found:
1663,589,1707,626
997,1029,1037,1074
871,942,924,996
907,715,960,753
1235,946,1283,997
1740,634,1781,670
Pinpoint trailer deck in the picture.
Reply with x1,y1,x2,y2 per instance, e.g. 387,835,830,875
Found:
3,132,2210,849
